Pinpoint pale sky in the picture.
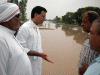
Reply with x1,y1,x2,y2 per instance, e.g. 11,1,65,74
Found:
0,0,7,4
26,0,100,20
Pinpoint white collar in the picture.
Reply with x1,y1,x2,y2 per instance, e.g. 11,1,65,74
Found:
30,20,38,28
0,25,15,36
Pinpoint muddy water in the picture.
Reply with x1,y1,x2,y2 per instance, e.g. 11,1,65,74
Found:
40,22,87,75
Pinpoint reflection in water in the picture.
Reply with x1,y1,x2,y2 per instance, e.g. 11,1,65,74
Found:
41,22,87,45
40,21,56,30
62,25,87,45
55,23,61,29
40,22,87,75
41,21,87,45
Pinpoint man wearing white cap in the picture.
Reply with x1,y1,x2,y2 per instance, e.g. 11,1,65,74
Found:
0,3,33,75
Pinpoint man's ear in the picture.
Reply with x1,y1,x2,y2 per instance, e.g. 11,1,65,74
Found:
34,13,38,18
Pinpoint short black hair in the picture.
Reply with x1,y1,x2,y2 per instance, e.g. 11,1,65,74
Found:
31,6,47,19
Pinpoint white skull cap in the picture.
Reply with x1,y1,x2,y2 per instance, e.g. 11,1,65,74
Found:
0,3,20,23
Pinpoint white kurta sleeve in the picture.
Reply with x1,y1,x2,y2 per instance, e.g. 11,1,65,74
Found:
0,38,9,75
16,26,30,53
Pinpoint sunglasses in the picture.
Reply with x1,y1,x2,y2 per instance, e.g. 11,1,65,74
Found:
15,13,21,18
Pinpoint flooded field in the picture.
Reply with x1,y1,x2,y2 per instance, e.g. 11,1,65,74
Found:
40,21,87,75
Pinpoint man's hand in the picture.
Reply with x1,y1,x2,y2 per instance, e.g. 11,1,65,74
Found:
27,51,54,63
39,53,54,63
79,63,88,75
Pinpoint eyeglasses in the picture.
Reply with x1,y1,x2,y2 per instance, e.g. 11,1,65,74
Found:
15,13,20,18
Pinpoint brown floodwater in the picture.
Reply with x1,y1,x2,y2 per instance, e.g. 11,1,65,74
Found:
40,22,87,75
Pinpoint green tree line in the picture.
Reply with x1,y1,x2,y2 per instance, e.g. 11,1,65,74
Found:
54,6,100,26
7,0,27,22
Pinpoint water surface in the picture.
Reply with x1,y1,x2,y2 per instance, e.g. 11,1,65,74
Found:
40,21,87,75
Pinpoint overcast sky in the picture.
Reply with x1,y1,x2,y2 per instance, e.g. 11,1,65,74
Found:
0,0,100,20
1,0,99,20
26,0,100,20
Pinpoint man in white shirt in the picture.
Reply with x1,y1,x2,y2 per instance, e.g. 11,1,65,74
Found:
0,3,33,75
16,6,53,75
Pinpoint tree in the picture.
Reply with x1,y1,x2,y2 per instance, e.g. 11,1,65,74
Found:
19,0,27,22
61,6,100,26
8,0,13,3
7,0,18,5
74,6,100,25
54,16,61,23
62,12,75,24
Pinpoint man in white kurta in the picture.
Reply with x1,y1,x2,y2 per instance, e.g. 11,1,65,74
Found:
0,3,33,75
17,20,42,75
16,6,53,75
0,25,33,75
